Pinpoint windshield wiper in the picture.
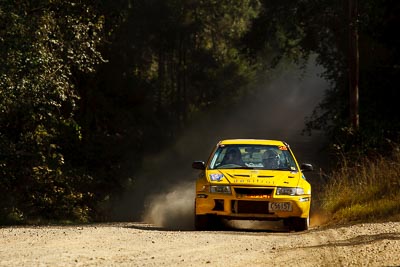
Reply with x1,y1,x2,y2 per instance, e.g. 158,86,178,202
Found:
274,167,296,171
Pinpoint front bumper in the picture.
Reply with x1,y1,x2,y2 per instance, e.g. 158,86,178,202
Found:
195,190,310,220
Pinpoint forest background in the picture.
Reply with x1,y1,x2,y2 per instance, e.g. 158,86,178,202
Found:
0,0,398,223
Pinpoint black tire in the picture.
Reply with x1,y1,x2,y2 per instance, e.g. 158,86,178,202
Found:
293,217,309,231
283,216,309,232
194,215,209,230
194,215,225,231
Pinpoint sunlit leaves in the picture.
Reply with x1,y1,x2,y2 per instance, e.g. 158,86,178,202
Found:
0,0,105,222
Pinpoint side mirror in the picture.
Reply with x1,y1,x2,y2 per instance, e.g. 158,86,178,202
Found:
300,163,313,172
192,161,206,170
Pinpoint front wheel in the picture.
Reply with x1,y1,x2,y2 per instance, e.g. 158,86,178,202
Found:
194,215,209,230
194,215,225,231
284,215,309,232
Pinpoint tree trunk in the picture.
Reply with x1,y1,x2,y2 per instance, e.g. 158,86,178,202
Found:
348,0,359,130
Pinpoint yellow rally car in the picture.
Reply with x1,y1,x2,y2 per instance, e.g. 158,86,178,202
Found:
192,139,314,231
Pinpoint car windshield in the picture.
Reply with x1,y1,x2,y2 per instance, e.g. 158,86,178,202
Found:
209,144,298,171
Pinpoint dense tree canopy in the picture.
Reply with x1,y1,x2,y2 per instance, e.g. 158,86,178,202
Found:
0,0,398,222
0,0,106,222
243,0,399,154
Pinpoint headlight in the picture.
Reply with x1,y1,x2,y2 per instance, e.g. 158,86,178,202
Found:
210,185,231,194
276,187,304,196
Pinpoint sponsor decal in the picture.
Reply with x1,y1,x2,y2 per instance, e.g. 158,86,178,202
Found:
233,179,276,185
210,173,224,181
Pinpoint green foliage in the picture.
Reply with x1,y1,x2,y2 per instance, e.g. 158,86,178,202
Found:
0,0,105,223
321,149,400,223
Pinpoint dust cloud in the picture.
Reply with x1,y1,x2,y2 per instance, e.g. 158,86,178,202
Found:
142,182,195,230
113,56,330,230
310,210,330,227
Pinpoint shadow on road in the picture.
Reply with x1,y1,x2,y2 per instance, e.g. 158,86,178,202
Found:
299,232,400,249
123,220,292,233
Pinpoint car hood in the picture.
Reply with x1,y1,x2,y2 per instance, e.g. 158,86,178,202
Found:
207,169,301,188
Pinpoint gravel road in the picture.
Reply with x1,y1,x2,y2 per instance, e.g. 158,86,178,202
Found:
1,221,399,267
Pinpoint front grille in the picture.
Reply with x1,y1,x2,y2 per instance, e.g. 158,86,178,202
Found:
234,187,274,196
232,200,271,214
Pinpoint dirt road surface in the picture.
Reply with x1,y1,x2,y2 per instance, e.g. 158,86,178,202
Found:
1,221,399,267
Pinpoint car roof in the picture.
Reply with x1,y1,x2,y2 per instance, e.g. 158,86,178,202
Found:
217,139,288,146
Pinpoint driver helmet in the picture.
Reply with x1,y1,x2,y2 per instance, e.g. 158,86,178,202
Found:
262,149,280,168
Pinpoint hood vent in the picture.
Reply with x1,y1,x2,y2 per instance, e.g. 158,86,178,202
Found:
225,173,278,179
233,174,250,177
225,173,251,178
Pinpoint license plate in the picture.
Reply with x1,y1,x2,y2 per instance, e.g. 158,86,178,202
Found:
268,202,292,212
